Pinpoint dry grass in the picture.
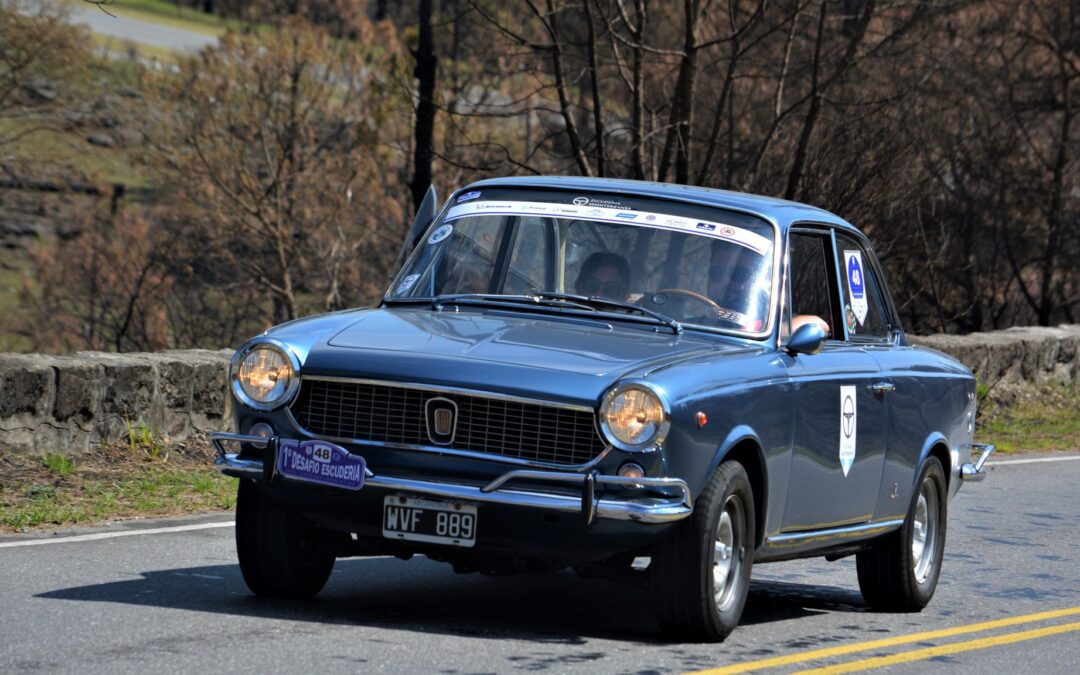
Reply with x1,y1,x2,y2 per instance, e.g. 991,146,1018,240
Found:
0,434,236,532
977,382,1080,454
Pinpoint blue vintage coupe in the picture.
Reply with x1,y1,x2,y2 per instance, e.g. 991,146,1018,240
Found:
212,177,992,641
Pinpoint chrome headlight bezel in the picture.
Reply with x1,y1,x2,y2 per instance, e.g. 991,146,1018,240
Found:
599,381,671,452
229,338,301,411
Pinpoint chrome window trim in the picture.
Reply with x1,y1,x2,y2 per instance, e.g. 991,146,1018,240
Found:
286,376,611,471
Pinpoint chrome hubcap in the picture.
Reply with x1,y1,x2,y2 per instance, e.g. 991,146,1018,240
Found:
911,481,938,584
712,496,743,612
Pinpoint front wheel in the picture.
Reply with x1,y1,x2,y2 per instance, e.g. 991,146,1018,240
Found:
856,456,947,611
651,461,755,642
235,480,337,599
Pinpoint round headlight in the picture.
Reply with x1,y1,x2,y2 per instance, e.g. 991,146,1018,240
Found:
600,383,670,451
231,341,298,410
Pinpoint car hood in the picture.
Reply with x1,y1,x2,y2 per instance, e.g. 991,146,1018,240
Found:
282,307,741,406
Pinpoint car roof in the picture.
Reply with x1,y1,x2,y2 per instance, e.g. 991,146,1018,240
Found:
463,175,858,233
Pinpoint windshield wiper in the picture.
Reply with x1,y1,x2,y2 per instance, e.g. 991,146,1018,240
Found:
530,291,682,335
429,293,598,312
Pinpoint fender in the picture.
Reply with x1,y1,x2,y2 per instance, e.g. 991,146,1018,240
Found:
915,431,957,501
707,424,771,549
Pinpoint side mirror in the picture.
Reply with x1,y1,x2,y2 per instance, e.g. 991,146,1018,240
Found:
786,323,827,356
391,185,438,274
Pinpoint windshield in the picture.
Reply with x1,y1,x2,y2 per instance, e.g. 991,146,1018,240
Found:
388,188,777,336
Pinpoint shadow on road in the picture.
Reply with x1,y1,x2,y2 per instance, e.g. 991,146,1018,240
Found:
36,556,866,643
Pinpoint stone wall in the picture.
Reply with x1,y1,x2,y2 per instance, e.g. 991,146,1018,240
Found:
910,325,1080,387
1,325,1078,454
0,350,231,453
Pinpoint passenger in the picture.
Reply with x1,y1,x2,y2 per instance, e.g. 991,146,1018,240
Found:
707,244,769,331
575,252,631,302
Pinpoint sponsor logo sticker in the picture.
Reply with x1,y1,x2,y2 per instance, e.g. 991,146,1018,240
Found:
616,212,638,219
572,197,590,206
696,222,716,232
456,191,481,203
844,250,869,325
427,224,453,245
396,273,420,294
839,385,857,476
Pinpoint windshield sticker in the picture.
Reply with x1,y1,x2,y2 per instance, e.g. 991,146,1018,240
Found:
845,304,858,334
396,274,420,294
839,385,857,476
844,250,868,325
427,224,453,245
456,191,481,203
445,200,770,255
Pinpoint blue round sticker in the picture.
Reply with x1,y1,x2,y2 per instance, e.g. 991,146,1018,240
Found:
427,224,453,245
847,255,864,298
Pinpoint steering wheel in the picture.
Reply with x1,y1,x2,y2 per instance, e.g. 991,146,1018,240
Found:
648,288,745,329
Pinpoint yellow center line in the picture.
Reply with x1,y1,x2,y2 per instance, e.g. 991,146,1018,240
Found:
792,620,1080,674
688,605,1080,675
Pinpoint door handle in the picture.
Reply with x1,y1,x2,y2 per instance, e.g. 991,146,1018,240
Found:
871,382,895,394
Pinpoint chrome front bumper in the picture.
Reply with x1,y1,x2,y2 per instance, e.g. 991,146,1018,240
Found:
210,432,693,525
959,443,994,483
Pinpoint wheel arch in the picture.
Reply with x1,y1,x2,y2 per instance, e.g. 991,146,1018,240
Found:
709,426,768,550
918,432,954,494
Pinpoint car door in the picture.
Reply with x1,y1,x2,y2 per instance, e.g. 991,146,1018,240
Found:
780,227,888,532
832,231,932,523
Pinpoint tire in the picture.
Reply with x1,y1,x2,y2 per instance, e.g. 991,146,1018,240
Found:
235,479,337,599
856,456,947,611
651,461,755,642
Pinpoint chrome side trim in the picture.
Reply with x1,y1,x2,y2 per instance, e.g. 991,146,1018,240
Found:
294,375,596,413
959,443,994,483
210,432,690,524
766,519,905,546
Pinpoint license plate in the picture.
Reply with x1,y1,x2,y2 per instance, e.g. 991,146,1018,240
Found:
276,439,366,491
382,496,477,548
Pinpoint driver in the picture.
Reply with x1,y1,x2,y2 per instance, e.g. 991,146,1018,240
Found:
706,243,768,331
575,252,630,301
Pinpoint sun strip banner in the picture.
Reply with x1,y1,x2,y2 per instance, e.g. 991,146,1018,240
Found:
444,200,772,255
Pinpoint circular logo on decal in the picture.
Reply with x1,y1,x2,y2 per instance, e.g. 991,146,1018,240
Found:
847,255,864,298
427,224,453,245
842,395,855,438
572,197,590,206
720,226,735,237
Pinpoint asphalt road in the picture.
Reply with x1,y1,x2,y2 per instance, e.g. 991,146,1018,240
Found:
45,1,216,53
1,453,1078,674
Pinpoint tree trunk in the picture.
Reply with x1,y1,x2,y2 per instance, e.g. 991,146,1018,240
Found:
410,0,438,211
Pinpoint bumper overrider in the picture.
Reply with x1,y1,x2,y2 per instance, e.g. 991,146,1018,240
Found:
211,432,693,525
959,443,994,483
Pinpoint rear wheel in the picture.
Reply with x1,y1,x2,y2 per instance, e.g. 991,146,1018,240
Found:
651,461,755,642
235,480,337,599
856,456,947,611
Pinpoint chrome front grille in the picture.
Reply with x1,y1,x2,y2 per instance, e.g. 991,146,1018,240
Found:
290,379,606,466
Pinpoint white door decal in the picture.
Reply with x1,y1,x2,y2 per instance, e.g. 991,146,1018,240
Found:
839,385,857,476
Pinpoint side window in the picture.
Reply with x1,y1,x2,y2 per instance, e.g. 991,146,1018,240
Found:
788,232,836,338
834,233,891,339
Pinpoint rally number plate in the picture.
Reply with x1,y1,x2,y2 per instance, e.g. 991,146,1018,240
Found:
382,495,477,548
276,439,366,491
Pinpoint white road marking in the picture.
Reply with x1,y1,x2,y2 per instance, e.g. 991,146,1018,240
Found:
989,456,1080,467
0,521,234,549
